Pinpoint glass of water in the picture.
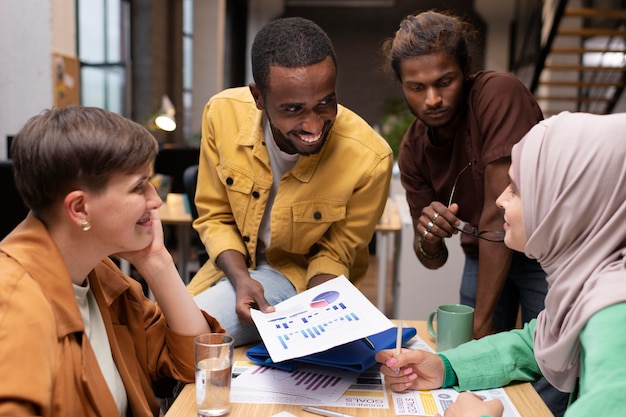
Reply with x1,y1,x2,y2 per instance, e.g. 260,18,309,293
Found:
194,333,234,416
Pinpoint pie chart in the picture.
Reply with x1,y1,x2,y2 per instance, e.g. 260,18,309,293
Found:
310,290,339,308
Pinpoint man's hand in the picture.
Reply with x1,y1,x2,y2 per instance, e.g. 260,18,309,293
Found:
215,250,276,324
419,201,460,242
233,277,275,324
307,273,336,289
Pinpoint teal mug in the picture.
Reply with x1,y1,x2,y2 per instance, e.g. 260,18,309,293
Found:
427,304,474,351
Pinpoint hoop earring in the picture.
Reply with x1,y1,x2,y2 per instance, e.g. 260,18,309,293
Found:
81,219,91,232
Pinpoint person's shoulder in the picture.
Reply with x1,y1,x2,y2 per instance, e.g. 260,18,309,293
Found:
0,253,55,318
471,70,529,91
205,87,257,120
333,104,392,154
209,86,254,104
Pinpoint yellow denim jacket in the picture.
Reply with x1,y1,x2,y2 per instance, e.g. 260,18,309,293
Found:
188,87,393,294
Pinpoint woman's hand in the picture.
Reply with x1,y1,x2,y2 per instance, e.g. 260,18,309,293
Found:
375,348,445,392
437,391,504,417
117,209,173,278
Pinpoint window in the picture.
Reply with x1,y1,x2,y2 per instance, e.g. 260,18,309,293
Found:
77,0,130,115
182,0,194,139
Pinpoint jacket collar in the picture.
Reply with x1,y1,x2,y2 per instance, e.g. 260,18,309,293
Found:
234,103,328,183
0,213,130,338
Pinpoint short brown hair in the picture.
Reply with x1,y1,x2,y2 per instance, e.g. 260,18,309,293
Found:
11,106,158,214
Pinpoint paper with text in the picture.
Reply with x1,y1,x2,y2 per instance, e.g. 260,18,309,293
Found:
231,360,389,409
251,276,394,362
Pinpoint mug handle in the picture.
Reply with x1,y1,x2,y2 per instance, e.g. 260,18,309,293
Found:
427,311,437,338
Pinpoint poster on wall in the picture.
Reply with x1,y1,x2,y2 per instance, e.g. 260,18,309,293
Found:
53,53,80,108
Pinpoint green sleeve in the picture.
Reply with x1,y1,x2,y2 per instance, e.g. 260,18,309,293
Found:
564,302,626,417
440,319,542,391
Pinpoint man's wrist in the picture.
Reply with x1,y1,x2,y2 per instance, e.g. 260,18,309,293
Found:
418,237,445,260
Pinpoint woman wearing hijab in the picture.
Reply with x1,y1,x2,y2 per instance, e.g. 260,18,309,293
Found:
0,106,223,416
375,111,626,417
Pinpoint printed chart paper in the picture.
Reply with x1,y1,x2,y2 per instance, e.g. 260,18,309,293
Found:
392,335,521,417
233,363,357,402
251,275,394,362
231,360,390,409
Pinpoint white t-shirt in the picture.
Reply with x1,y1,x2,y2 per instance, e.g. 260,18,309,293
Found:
257,116,299,260
74,280,128,416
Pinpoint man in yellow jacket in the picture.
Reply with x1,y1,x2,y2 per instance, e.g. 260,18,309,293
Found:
188,17,393,346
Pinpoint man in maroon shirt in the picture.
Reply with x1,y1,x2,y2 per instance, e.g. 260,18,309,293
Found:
383,9,544,337
381,11,567,416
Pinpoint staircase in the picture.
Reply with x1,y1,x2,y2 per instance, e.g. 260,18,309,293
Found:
514,0,626,116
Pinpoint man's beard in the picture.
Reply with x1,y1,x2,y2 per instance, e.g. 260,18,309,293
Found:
269,119,331,156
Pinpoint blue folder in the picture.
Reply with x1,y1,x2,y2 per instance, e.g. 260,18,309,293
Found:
246,326,417,373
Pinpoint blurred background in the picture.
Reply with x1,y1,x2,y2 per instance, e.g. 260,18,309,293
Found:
3,0,624,158
2,0,625,317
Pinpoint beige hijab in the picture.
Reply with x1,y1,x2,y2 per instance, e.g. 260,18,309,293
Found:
515,111,626,392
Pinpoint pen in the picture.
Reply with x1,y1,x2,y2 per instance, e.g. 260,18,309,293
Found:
395,319,403,374
302,405,356,417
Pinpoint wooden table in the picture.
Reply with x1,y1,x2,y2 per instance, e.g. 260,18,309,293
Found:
159,193,194,283
165,321,554,417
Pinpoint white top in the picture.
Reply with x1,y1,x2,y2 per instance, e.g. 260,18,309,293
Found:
257,116,298,260
74,280,128,416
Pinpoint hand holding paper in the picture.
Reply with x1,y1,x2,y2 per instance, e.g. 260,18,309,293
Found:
250,276,394,362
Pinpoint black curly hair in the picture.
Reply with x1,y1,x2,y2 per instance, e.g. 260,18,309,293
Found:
251,17,337,93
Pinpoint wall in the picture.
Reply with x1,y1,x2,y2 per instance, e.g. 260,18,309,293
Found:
393,193,465,320
0,0,56,160
190,0,226,138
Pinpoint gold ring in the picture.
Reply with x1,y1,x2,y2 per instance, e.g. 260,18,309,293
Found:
422,229,429,239
432,212,440,221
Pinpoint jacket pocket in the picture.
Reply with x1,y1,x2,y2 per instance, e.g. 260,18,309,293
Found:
289,201,346,253
217,165,255,221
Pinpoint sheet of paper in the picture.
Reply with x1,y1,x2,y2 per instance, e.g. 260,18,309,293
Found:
233,363,357,402
231,360,390,409
391,388,521,417
403,334,435,353
392,334,521,417
270,412,297,417
251,275,394,362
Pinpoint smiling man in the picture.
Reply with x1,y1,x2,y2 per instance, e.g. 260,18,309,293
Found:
188,17,393,347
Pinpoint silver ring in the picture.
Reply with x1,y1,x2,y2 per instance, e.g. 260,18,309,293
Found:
422,229,429,239
432,212,440,221
426,221,435,231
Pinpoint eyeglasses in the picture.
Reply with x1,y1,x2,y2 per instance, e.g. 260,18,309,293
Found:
447,161,505,243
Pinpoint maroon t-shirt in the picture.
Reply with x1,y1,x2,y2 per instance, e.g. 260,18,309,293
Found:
399,71,543,256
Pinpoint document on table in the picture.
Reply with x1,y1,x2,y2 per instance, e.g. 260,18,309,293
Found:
251,275,394,362
231,360,390,409
233,363,358,402
392,335,521,417
391,388,521,417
